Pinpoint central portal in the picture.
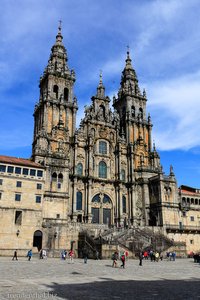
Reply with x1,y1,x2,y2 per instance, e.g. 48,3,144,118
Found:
91,193,112,226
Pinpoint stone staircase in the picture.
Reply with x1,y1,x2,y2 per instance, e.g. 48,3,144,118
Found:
78,226,177,258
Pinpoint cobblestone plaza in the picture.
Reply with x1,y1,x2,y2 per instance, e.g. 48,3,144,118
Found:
0,257,200,299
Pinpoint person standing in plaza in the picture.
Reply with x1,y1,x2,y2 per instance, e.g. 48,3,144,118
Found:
12,249,18,260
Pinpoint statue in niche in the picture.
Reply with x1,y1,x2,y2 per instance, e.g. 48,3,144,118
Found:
60,94,64,103
113,109,120,124
97,106,105,121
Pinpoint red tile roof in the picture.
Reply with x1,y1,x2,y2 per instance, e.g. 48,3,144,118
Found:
180,189,197,196
0,155,44,168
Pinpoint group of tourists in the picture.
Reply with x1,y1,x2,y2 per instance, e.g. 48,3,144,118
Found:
111,250,128,268
12,247,178,265
12,249,33,261
60,249,74,262
192,253,200,263
166,251,176,261
39,249,47,259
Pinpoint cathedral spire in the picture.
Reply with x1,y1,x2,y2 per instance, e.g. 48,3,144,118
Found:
96,70,105,98
125,46,133,70
117,48,140,98
99,70,103,86
122,48,137,81
55,20,63,46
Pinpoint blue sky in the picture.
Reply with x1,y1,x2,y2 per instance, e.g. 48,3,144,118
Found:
1,0,200,188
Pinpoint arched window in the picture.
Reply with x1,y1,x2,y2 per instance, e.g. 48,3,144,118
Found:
58,173,63,182
99,141,107,155
131,106,135,117
139,107,143,119
64,88,69,101
121,169,125,181
92,193,111,204
122,195,126,213
76,163,83,176
58,173,63,189
92,194,100,203
76,192,82,210
103,194,111,204
182,197,186,206
99,161,107,178
53,85,58,99
52,172,57,182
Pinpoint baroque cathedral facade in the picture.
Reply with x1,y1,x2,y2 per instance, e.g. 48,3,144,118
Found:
0,26,200,256
32,25,175,228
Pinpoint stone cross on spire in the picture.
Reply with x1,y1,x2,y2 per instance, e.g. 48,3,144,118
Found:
58,20,62,32
127,45,130,58
99,70,103,86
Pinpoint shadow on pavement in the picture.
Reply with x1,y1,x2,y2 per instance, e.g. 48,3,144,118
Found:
46,278,200,300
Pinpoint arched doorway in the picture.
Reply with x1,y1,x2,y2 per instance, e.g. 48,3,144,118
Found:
91,193,112,226
33,230,43,251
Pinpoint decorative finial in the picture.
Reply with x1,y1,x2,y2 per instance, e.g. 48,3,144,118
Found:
58,20,62,32
127,45,129,52
170,165,174,175
99,70,103,84
153,140,156,151
127,45,130,58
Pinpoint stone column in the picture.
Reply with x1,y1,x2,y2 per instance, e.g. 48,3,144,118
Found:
142,179,150,226
86,180,93,223
72,178,77,216
131,186,135,225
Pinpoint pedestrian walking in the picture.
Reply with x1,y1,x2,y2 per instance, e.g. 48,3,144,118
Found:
39,249,43,259
112,251,118,267
172,251,176,261
95,250,99,260
69,250,74,263
125,250,129,260
42,249,47,259
155,251,159,262
139,252,143,266
83,248,88,264
27,249,32,261
120,253,126,268
12,249,18,260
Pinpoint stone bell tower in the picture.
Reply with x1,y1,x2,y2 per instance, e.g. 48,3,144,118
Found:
32,23,78,165
113,50,159,171
31,24,78,225
113,50,162,226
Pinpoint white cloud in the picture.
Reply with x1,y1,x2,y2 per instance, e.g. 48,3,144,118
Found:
146,70,200,150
